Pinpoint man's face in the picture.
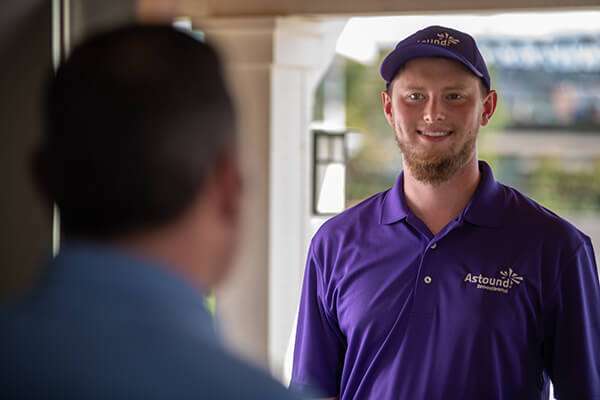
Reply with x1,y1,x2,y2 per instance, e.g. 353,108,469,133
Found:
381,57,497,185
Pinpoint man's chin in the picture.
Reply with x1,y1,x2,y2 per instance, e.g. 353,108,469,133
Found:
404,157,459,186
400,136,476,186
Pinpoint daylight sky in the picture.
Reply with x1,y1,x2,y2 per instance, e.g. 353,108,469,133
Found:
337,11,600,63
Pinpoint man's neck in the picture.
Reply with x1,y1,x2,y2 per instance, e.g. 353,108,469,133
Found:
403,158,480,236
111,214,213,293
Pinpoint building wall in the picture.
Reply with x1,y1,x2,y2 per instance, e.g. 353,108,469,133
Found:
0,0,52,300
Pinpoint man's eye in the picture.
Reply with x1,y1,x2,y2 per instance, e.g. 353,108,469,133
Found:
407,93,425,101
446,93,463,100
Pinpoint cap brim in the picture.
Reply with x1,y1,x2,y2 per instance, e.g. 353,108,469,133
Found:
380,43,484,84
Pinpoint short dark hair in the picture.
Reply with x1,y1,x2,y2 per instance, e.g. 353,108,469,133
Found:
36,25,235,239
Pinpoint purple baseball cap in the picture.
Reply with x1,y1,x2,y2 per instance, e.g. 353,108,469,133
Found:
380,25,491,90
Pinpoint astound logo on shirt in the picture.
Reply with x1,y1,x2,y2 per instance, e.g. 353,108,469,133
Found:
464,268,523,294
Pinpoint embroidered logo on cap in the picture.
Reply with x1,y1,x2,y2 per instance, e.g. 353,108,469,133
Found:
417,32,460,47
464,268,523,294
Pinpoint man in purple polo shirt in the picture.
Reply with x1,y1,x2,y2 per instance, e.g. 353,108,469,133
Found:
290,26,600,400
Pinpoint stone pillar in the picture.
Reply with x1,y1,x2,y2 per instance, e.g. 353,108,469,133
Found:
269,17,345,379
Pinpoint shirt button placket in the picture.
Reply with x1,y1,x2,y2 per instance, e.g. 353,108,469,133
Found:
424,242,436,285
415,240,439,315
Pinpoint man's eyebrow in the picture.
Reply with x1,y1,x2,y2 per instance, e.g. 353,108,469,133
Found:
396,84,472,91
443,85,471,91
396,85,426,91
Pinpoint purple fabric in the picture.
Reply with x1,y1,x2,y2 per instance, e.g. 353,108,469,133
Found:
291,161,600,400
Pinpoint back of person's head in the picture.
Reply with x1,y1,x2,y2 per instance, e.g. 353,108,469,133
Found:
36,24,235,240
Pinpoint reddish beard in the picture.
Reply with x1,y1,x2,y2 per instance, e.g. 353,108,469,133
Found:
396,133,476,185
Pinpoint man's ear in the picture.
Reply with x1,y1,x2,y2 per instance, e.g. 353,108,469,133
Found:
481,89,498,127
212,149,242,224
381,90,394,128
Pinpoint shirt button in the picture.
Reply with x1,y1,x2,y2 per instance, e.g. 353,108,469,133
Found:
424,276,432,284
430,243,437,249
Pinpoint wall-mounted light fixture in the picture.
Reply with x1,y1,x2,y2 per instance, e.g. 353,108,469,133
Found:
313,129,346,215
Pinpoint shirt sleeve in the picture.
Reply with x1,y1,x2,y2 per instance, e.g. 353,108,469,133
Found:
543,238,600,399
289,242,345,398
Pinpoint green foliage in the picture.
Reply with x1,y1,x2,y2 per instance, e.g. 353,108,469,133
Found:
345,53,389,138
313,81,325,122
526,157,600,213
480,154,600,214
345,53,402,205
204,294,216,316
480,65,510,134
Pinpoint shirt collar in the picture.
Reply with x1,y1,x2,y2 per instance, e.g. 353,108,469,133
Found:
380,160,506,228
380,172,410,225
460,161,506,228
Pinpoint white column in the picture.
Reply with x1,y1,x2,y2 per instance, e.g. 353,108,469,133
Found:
199,17,344,378
269,17,345,379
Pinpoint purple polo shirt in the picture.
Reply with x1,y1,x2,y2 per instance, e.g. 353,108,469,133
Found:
290,161,600,400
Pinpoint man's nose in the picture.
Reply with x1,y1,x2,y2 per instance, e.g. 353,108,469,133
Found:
423,97,446,123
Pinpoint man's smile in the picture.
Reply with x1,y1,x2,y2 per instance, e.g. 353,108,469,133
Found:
416,129,454,142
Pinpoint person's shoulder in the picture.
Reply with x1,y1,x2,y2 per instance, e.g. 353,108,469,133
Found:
312,189,389,246
0,306,298,400
501,182,590,248
177,344,301,400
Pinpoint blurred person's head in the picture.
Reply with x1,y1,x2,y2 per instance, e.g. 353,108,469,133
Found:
34,24,240,289
379,26,497,185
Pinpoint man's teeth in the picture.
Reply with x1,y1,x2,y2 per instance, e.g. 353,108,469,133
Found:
420,131,450,137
